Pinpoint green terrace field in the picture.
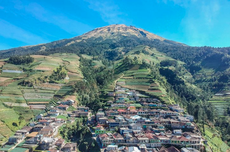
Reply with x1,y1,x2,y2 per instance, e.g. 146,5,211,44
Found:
0,53,83,105
56,115,68,120
1,63,22,71
208,95,230,115
127,45,184,65
125,46,192,83
0,121,13,144
0,72,26,78
81,54,93,59
204,125,230,152
0,53,83,144
55,85,73,96
117,65,171,103
92,60,104,68
194,68,215,80
0,102,34,145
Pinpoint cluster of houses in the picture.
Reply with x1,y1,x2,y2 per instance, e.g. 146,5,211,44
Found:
0,100,78,152
88,84,204,152
1,82,205,152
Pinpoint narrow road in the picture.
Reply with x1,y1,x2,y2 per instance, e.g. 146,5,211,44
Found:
9,137,26,151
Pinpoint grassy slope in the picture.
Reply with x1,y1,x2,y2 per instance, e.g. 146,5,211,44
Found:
0,53,83,144
116,64,171,103
109,47,175,104
208,95,230,116
204,125,229,152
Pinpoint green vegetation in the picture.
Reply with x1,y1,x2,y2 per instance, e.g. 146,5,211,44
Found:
160,60,178,67
67,106,76,111
50,65,67,82
56,115,68,120
8,55,34,65
72,57,116,112
0,102,34,144
60,118,100,152
204,125,229,152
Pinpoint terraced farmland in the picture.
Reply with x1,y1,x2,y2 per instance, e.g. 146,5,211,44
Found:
0,103,22,140
117,65,169,103
208,95,230,115
204,125,230,152
0,53,83,144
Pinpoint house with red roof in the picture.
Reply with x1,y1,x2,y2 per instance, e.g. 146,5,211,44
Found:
118,109,127,115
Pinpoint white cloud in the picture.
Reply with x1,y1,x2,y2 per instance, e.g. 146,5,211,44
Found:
0,19,47,44
84,0,126,24
179,0,222,46
14,2,92,35
201,0,220,27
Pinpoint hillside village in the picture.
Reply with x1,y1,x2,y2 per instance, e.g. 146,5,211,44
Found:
91,83,204,152
0,99,77,152
0,81,206,152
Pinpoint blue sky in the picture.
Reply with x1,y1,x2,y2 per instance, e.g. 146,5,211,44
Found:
0,0,230,50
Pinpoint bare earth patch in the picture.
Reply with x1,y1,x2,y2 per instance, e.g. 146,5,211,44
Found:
29,105,46,109
150,83,159,87
28,102,49,104
68,72,81,76
0,79,14,87
0,77,11,82
130,65,140,70
64,95,78,107
34,67,51,71
64,95,76,100
3,102,29,107
0,61,6,67
34,83,62,90
144,59,151,63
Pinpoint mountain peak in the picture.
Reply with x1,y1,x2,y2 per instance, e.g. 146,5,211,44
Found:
79,24,165,41
0,24,184,58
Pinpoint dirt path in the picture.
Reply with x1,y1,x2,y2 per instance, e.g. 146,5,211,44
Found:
113,73,124,90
